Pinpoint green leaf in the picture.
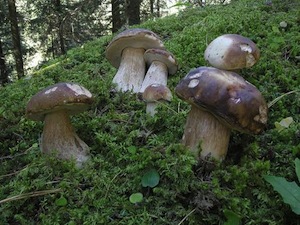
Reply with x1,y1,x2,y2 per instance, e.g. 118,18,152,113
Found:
129,192,143,204
127,146,137,154
295,158,300,183
274,117,294,132
264,175,300,215
223,209,241,225
55,196,68,206
141,169,160,188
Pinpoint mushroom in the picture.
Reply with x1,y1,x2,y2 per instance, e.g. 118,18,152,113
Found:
175,67,268,160
26,82,93,167
142,84,172,116
105,28,165,93
139,48,178,94
204,34,260,70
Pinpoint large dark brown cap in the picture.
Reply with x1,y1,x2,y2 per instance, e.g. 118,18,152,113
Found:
142,84,172,103
144,49,178,75
106,28,165,68
26,82,93,121
204,34,260,70
175,67,268,134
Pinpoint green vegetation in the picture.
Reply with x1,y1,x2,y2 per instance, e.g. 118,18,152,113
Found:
0,0,299,224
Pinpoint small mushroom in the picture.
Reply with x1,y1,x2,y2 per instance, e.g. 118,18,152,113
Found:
142,84,172,116
139,48,178,94
204,34,260,70
26,82,93,167
105,28,165,93
175,67,268,160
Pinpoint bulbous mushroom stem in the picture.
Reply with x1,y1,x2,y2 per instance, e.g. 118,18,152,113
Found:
112,47,146,92
145,102,159,116
41,110,90,167
182,106,231,161
139,61,168,93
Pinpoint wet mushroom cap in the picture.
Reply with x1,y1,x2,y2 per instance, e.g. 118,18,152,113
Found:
204,34,260,70
144,49,178,75
105,28,165,68
175,67,268,134
142,84,172,102
26,82,93,121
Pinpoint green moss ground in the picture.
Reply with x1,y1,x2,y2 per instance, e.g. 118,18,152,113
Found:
0,0,299,224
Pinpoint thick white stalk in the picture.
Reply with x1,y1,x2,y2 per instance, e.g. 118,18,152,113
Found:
182,106,231,161
112,47,146,93
41,110,89,167
140,60,168,93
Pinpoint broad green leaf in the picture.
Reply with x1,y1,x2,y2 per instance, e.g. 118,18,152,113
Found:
141,169,160,188
55,196,68,206
223,209,241,225
264,175,300,215
129,192,143,204
274,117,294,132
127,146,137,154
295,158,300,183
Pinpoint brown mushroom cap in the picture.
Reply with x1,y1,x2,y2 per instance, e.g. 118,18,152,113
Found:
204,34,260,70
142,84,172,103
175,67,268,134
105,28,165,68
144,49,178,75
26,82,93,121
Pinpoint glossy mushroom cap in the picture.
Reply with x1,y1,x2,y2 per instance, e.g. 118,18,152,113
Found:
204,34,260,70
26,82,93,121
142,84,172,103
144,49,178,75
105,28,165,68
175,67,268,134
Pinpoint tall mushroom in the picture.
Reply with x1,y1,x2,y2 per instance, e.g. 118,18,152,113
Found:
139,48,178,94
175,67,268,160
105,28,165,93
204,34,260,70
142,84,172,116
26,82,93,167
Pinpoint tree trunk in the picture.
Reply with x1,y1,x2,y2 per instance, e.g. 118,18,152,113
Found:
150,0,154,15
54,0,66,55
0,39,9,85
156,0,160,17
7,0,24,79
111,0,122,33
126,0,142,25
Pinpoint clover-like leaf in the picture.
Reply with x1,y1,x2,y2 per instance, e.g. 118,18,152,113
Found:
141,169,160,188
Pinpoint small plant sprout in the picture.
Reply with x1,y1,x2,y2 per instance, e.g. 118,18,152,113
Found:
141,168,160,188
105,28,165,93
129,192,143,204
175,67,268,160
139,48,178,93
26,82,93,167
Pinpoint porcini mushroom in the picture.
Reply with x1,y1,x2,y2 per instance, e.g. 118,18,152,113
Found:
142,84,172,116
26,82,93,167
204,34,260,70
139,48,178,94
175,67,268,160
105,28,165,93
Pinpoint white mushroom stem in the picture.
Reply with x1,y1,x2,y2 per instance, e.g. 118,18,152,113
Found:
139,60,168,93
146,101,159,116
182,106,231,161
41,110,89,167
112,47,146,93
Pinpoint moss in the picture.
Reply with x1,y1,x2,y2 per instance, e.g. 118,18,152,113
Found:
0,0,299,224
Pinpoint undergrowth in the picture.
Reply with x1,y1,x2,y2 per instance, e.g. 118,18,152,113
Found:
0,0,299,224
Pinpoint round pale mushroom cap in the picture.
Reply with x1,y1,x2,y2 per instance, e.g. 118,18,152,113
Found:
142,84,172,103
26,82,93,121
204,34,260,70
106,28,165,68
144,49,178,75
175,67,268,134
